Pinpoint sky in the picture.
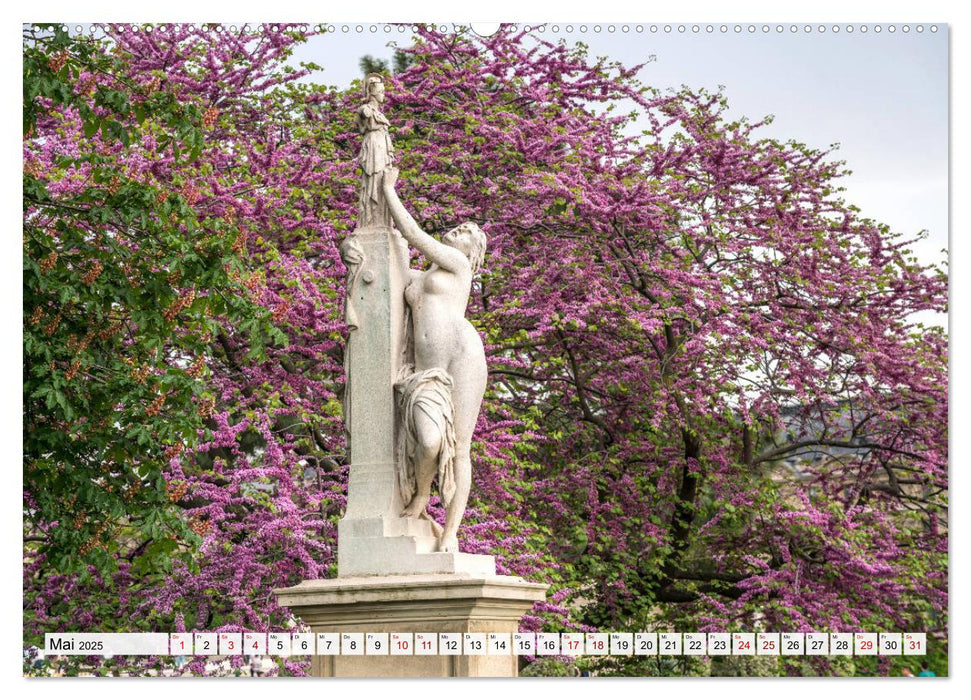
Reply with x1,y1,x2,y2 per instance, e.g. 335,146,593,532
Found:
292,23,949,277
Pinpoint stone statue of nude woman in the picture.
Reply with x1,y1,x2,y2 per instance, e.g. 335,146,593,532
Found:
382,167,488,554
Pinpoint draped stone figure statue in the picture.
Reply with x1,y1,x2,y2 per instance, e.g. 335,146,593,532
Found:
383,167,488,554
357,73,394,229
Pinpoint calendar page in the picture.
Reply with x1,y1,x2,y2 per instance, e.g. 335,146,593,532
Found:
21,7,949,682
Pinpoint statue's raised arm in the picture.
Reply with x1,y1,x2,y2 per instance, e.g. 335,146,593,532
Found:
382,168,471,275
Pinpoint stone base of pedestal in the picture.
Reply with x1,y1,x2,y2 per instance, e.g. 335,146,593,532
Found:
274,574,547,677
338,514,497,578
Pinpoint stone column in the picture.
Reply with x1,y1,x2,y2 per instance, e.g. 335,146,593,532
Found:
339,224,409,518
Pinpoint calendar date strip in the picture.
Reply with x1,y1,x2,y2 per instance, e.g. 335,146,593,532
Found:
44,632,928,657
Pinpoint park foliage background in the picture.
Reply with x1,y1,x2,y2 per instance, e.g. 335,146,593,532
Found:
22,23,948,676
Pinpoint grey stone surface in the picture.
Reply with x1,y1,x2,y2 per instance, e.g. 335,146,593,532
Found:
274,574,548,677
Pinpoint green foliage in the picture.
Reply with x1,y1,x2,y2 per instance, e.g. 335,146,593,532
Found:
358,50,415,77
359,54,389,76
709,655,783,677
23,25,279,576
518,658,575,677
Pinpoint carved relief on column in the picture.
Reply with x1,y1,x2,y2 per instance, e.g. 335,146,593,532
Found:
338,234,366,452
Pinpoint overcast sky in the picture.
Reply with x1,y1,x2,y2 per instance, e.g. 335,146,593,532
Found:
291,23,948,275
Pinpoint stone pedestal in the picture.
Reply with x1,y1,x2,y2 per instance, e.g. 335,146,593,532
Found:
274,574,547,677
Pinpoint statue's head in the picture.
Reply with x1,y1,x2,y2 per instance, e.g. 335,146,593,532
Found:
364,73,386,103
443,222,487,274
